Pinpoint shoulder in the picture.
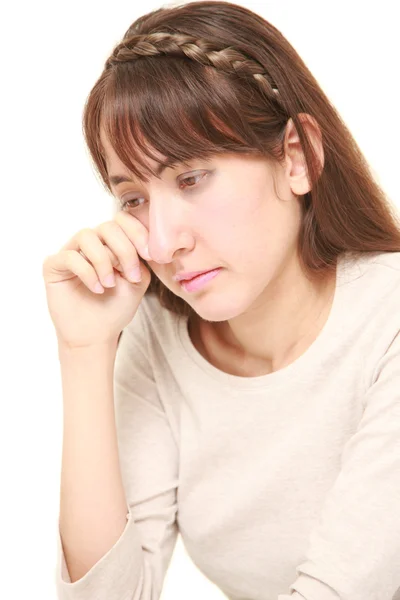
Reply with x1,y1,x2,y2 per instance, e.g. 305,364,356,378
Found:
365,250,400,273
344,251,400,379
341,250,400,296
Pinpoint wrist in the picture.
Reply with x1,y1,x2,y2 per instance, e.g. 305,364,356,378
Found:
57,338,119,362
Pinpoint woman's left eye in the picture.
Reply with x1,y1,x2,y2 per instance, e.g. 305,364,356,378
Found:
179,172,207,190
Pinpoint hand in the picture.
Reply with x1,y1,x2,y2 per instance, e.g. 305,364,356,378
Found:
42,211,152,349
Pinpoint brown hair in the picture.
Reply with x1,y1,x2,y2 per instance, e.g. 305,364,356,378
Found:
82,0,400,320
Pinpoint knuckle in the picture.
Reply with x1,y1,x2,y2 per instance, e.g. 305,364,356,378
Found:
77,227,92,239
114,210,143,237
113,210,128,225
73,248,92,272
68,249,79,265
61,251,71,270
98,220,120,235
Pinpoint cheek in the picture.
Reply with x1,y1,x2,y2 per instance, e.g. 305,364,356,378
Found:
196,205,240,250
199,192,254,237
207,193,266,240
210,187,266,232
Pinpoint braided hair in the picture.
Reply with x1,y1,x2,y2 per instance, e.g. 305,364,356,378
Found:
105,31,280,100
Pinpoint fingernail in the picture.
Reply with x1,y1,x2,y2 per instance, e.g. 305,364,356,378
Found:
142,245,151,260
103,273,116,287
128,266,142,283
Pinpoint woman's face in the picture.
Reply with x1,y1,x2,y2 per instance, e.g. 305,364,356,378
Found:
102,131,304,323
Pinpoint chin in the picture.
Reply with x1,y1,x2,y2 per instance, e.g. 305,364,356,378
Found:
185,293,247,323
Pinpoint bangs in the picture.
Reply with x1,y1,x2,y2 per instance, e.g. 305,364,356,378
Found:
97,55,264,184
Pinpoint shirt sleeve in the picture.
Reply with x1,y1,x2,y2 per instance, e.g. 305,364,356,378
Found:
277,330,400,600
55,301,180,600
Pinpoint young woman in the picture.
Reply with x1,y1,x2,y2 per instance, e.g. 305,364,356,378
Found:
42,2,400,599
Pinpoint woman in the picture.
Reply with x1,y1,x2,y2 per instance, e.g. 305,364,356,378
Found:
43,2,400,599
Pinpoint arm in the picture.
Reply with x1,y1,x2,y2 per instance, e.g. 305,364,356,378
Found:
58,340,129,583
277,330,400,600
55,302,179,600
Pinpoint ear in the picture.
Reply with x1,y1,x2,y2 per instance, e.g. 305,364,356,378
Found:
283,113,324,195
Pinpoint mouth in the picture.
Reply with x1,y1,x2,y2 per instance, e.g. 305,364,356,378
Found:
178,268,222,292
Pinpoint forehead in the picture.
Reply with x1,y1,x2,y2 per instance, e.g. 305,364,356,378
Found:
99,126,167,174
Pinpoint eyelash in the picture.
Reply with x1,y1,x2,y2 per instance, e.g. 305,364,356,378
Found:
120,172,207,210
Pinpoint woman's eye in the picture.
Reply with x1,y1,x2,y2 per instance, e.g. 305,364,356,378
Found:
121,172,207,210
121,197,145,210
179,172,206,190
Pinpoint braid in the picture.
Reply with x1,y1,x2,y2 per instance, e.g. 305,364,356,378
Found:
105,32,280,102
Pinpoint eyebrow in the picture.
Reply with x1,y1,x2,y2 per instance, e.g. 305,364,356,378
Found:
109,160,179,187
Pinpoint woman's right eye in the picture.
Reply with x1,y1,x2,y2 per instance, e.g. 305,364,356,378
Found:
121,197,145,210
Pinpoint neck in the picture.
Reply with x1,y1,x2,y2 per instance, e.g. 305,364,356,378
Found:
214,255,337,371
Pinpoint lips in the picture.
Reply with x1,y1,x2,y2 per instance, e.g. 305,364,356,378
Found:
174,269,218,282
182,271,210,282
179,268,222,292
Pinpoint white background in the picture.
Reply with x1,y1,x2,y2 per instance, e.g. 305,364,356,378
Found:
0,1,399,598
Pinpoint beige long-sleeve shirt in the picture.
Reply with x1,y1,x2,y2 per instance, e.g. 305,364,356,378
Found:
56,250,400,600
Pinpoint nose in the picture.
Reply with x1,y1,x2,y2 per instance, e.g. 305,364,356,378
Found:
146,194,194,264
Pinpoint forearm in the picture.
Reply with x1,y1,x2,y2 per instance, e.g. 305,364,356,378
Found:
58,341,129,583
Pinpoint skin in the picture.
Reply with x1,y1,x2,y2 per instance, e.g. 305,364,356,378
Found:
101,114,337,375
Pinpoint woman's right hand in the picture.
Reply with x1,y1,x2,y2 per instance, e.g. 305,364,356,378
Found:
42,211,152,349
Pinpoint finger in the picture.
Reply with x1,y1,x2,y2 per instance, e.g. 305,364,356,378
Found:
47,250,106,295
62,231,123,273
76,229,121,287
94,220,143,283
113,210,151,261
79,245,123,273
78,249,124,281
